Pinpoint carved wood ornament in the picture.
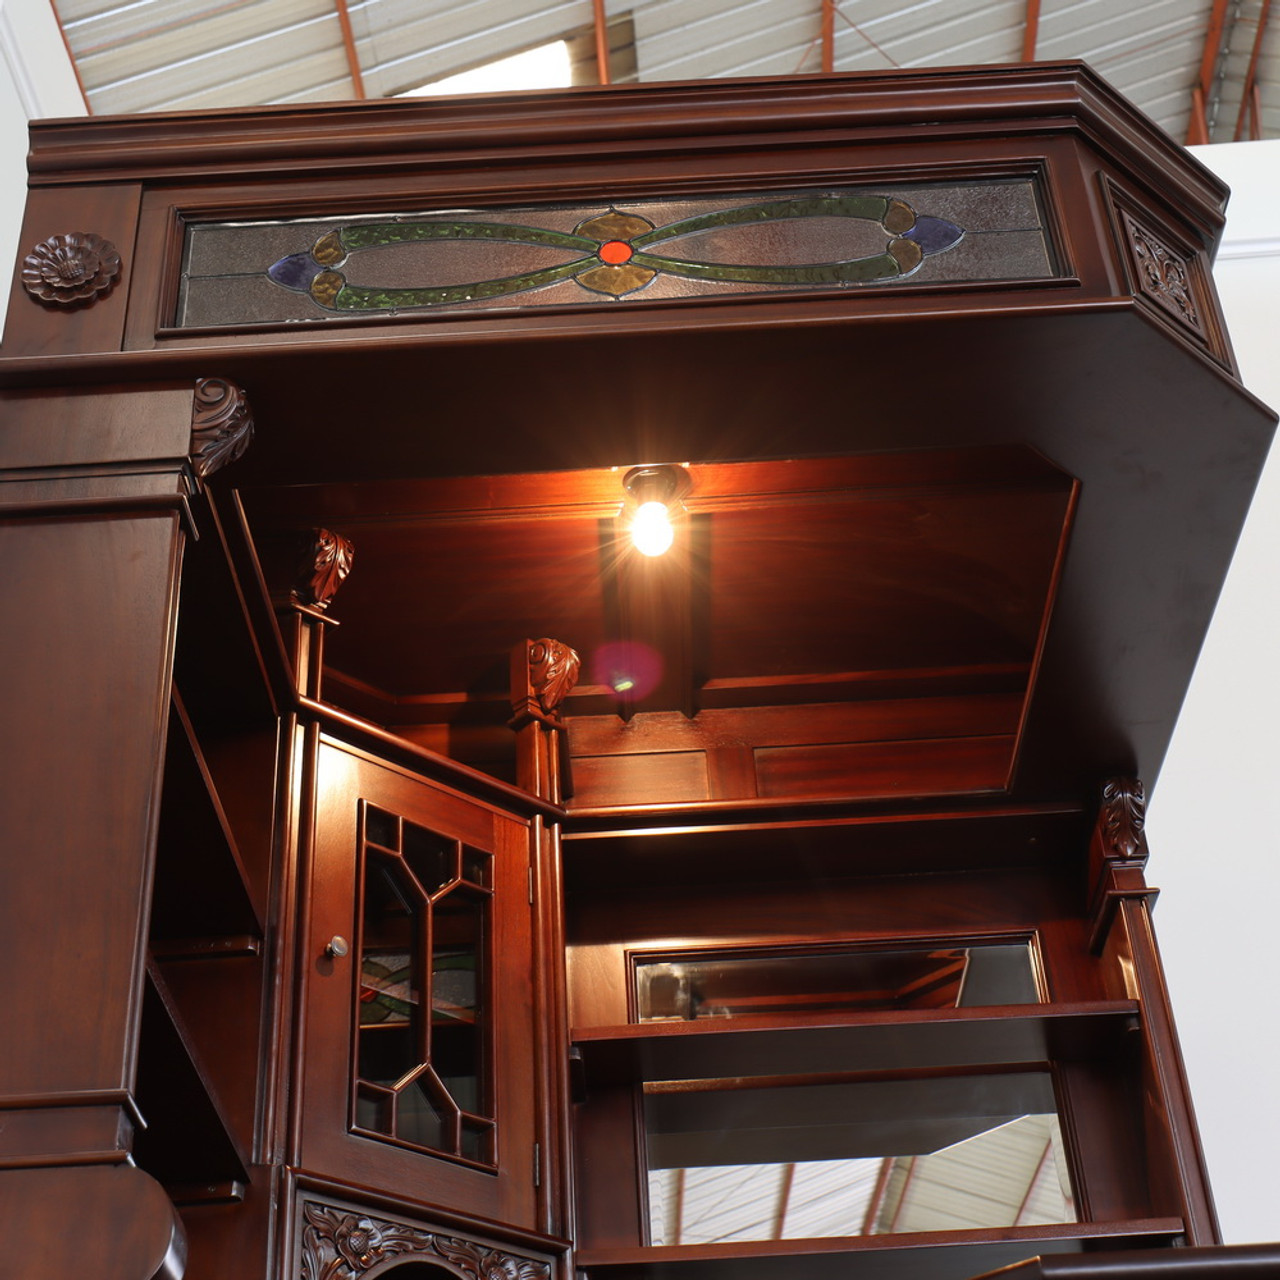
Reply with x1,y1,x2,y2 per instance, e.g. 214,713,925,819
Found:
21,232,121,305
1100,775,1148,864
190,377,254,479
1122,211,1203,336
529,637,581,718
295,529,355,610
300,1201,551,1280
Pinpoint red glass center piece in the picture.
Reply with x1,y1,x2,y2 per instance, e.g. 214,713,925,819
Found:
599,240,634,265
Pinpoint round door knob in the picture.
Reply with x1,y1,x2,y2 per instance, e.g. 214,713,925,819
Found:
324,935,350,959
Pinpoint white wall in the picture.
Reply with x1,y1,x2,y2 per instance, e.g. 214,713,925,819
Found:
0,0,84,335
1146,138,1280,1244
0,12,1275,1245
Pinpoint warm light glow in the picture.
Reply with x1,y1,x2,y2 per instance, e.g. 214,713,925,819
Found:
631,500,675,557
397,41,573,98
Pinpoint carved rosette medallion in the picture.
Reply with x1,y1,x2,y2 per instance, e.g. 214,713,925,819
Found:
300,1201,551,1280
21,232,121,305
529,637,581,717
190,377,254,479
294,529,355,610
1100,775,1147,863
1122,212,1203,337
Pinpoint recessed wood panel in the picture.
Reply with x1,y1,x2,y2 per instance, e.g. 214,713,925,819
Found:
572,751,712,808
754,737,1013,801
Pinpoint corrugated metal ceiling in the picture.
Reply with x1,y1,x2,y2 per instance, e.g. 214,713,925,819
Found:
48,0,1279,144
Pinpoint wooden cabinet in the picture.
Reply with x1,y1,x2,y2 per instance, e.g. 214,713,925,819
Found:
4,64,1280,1280
298,738,543,1232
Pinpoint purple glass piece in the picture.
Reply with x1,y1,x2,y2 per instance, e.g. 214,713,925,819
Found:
904,217,964,256
268,252,322,291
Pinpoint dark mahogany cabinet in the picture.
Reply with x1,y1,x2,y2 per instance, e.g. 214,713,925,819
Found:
2,62,1279,1280
299,739,542,1230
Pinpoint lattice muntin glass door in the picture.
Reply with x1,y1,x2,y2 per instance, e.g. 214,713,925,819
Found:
353,801,494,1166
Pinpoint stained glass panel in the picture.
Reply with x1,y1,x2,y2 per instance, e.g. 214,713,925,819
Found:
175,179,1055,329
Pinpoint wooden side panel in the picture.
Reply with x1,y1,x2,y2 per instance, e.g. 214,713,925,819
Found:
0,511,183,1098
2,183,142,357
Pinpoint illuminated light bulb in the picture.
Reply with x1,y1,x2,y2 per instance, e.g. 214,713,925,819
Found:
631,500,675,557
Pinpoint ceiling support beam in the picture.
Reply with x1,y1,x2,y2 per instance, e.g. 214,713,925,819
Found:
1187,0,1234,142
593,0,612,85
1022,0,1042,61
822,0,836,73
333,0,366,99
1234,0,1273,138
772,1163,796,1238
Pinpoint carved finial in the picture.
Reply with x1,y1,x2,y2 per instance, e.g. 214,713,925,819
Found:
190,377,254,479
294,528,354,610
529,638,580,717
21,232,121,305
1100,775,1147,862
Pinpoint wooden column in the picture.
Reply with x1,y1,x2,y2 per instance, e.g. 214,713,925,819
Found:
0,378,251,1277
510,638,579,1237
1089,777,1219,1245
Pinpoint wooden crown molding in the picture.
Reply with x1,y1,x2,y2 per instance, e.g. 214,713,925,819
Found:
22,65,1227,239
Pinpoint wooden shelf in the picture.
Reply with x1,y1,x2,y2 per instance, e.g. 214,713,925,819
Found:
133,959,250,1192
572,1002,1139,1087
576,1220,1186,1280
150,690,263,944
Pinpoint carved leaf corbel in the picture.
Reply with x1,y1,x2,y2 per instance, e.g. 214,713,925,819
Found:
1101,775,1147,862
294,528,355,610
190,376,254,479
529,637,581,717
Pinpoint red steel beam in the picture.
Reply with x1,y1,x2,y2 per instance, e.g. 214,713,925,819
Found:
333,0,366,99
822,0,836,72
1022,0,1042,61
593,0,612,84
1188,0,1233,139
1234,0,1273,139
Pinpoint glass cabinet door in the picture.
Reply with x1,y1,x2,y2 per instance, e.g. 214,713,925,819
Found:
301,738,539,1231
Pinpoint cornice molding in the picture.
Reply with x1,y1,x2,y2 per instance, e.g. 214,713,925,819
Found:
22,64,1227,232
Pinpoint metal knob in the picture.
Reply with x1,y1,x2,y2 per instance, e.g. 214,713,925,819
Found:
324,935,350,959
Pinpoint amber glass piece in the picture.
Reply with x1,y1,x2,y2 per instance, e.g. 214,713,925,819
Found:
575,211,655,241
576,263,657,296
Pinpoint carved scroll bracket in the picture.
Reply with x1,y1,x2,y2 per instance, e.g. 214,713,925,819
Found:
1088,774,1159,953
189,377,254,484
300,1200,552,1280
